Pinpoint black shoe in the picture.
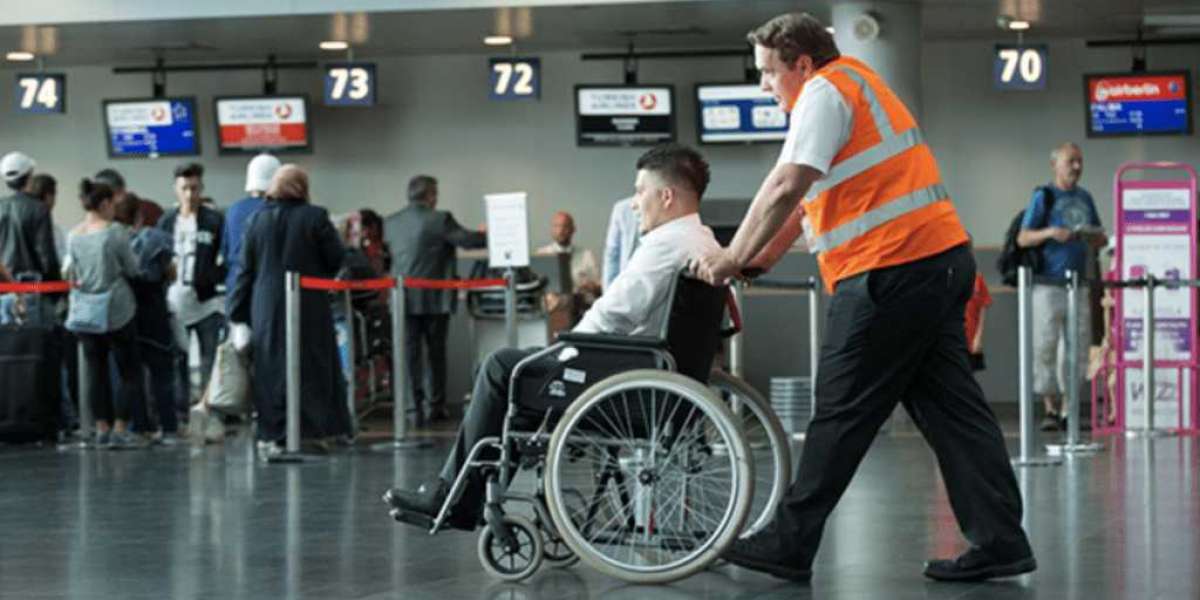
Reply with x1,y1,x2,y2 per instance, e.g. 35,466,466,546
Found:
383,479,447,516
427,406,452,423
1039,413,1061,432
721,530,812,583
924,547,1037,582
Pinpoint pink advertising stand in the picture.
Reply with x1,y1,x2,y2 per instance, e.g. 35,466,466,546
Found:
1098,162,1199,434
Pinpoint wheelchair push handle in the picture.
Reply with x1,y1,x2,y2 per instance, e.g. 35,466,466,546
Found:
720,288,743,338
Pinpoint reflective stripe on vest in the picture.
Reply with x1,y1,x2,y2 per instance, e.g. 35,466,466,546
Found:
803,65,949,254
809,183,949,253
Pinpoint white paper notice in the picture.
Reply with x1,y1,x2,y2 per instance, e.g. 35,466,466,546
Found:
485,192,530,268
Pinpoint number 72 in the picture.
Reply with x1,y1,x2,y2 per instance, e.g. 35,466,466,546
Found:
493,62,536,96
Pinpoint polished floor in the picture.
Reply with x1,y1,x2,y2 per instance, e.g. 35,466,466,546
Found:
1,424,1198,600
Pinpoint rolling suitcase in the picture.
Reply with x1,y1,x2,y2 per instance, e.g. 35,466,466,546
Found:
0,319,61,443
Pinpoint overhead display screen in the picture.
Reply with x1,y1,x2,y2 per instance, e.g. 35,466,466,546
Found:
215,95,311,153
1085,71,1192,137
575,85,674,146
103,97,200,158
696,83,788,144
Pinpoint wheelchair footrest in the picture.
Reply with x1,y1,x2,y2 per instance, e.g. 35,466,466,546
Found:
389,508,435,532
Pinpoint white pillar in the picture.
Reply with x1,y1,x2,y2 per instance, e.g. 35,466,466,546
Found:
831,2,923,118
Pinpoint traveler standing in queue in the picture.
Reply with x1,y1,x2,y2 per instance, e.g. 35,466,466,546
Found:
221,153,280,311
1016,143,1105,431
64,179,145,449
0,152,59,284
160,163,226,415
229,165,349,459
384,175,487,425
692,12,1034,583
602,196,639,290
114,192,180,444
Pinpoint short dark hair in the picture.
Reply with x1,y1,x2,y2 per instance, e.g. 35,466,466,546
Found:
173,162,204,180
747,12,840,68
27,174,56,204
113,192,141,226
94,168,126,191
408,175,437,204
635,143,711,198
79,178,114,212
359,208,383,232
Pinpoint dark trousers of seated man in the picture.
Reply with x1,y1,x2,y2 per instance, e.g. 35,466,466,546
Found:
438,347,536,528
774,244,1031,569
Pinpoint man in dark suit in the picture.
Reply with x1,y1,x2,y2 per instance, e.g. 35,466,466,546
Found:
385,175,486,425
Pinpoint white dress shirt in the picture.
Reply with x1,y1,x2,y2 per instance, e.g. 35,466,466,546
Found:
575,213,719,337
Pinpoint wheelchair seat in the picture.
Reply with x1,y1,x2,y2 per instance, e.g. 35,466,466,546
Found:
511,273,728,416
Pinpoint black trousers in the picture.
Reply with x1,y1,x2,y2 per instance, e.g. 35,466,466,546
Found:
405,314,450,415
438,347,533,528
775,245,1030,567
78,322,140,424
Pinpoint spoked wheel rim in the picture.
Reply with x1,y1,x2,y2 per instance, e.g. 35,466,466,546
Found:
708,370,792,538
544,370,752,583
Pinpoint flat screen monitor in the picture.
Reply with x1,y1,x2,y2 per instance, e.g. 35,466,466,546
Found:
575,85,674,146
1085,71,1192,137
103,97,200,158
214,95,311,153
696,83,789,144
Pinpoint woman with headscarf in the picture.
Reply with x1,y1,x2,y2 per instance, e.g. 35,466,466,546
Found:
228,165,348,458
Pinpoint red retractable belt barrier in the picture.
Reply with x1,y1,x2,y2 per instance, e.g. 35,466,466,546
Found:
402,277,507,290
0,281,72,294
299,276,397,291
297,276,507,291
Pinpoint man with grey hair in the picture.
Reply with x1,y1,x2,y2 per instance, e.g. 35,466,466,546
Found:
1017,142,1105,431
384,175,487,424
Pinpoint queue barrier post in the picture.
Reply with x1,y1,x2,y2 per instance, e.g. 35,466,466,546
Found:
1047,269,1103,457
273,271,306,463
1126,275,1176,439
1013,266,1061,467
745,276,822,441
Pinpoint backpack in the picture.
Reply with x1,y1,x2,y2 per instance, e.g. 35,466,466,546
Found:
997,186,1056,286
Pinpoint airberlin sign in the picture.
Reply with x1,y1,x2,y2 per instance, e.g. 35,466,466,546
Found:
1086,72,1191,136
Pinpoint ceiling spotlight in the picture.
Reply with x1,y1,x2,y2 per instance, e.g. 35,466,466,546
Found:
6,51,34,61
319,40,349,51
1008,20,1031,31
484,35,513,46
825,26,835,34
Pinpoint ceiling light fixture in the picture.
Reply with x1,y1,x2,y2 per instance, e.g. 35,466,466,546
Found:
484,35,513,46
825,26,835,34
319,40,349,51
1008,20,1031,31
6,51,34,61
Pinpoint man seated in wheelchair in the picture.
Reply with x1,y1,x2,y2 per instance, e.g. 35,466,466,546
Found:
384,143,722,531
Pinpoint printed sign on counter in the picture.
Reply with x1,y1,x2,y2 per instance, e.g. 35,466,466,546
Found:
485,192,530,269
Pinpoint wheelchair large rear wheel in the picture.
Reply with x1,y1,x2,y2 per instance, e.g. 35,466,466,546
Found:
708,370,792,538
543,370,752,584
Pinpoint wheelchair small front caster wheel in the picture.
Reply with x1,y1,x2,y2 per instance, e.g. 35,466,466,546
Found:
478,515,543,581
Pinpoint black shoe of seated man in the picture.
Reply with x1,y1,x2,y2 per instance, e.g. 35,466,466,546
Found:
382,480,477,532
721,530,812,583
924,546,1037,582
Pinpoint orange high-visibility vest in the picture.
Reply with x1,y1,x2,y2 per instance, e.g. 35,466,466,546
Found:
797,57,968,292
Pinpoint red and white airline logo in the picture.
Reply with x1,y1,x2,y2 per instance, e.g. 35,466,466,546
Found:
1094,81,1160,102
274,103,293,120
150,106,167,122
638,93,657,111
1092,76,1185,102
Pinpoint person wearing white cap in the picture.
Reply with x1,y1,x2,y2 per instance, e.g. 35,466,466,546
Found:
0,151,60,283
220,153,281,306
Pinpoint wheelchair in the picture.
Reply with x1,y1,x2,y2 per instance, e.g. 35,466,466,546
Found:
406,274,790,584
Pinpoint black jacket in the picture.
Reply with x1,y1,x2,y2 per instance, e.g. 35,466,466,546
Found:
159,205,226,302
384,204,486,315
0,191,60,281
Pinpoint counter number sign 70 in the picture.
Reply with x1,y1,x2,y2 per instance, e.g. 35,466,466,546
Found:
993,46,1047,91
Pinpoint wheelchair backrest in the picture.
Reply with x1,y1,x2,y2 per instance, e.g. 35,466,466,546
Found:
662,274,726,384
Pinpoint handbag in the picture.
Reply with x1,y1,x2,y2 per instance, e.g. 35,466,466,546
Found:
208,339,251,416
63,239,114,334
